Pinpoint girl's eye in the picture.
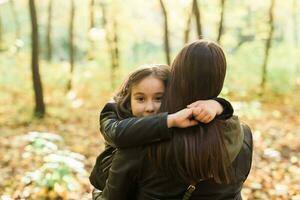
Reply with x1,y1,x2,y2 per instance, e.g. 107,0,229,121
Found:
136,97,145,102
154,96,162,102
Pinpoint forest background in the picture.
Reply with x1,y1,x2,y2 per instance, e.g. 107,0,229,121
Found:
0,0,299,199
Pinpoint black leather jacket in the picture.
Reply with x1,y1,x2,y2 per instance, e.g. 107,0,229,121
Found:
98,119,252,200
90,98,236,192
90,103,173,190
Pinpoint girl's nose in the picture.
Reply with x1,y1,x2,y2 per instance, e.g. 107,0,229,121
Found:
145,102,155,113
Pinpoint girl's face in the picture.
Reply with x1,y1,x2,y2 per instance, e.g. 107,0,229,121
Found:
130,76,165,117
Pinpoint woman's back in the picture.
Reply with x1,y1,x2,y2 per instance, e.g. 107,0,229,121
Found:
101,118,253,200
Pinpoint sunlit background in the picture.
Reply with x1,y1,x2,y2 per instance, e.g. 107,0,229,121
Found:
0,0,299,199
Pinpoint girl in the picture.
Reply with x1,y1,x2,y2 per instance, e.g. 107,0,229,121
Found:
90,64,234,199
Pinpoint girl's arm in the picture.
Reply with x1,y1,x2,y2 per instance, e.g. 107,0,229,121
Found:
100,103,172,148
100,98,233,148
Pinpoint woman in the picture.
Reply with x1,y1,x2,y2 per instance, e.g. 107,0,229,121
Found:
99,40,253,200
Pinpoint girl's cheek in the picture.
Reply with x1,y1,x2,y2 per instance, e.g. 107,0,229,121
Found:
154,102,162,112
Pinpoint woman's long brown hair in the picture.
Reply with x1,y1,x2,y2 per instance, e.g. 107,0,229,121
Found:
148,40,231,184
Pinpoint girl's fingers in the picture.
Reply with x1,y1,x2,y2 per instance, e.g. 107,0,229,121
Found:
189,119,199,126
200,115,212,124
192,107,202,116
187,101,200,108
195,110,207,121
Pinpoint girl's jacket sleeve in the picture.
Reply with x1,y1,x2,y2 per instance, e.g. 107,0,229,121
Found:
100,98,233,148
214,97,234,120
100,102,172,148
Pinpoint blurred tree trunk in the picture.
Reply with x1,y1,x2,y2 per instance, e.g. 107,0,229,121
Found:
87,0,95,60
46,0,53,61
67,0,75,91
111,20,120,89
193,0,202,39
9,0,20,39
260,0,275,93
217,0,225,43
184,2,193,43
99,2,120,89
90,0,95,29
159,0,170,65
29,0,45,118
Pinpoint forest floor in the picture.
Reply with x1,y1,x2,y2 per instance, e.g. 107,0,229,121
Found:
0,88,299,200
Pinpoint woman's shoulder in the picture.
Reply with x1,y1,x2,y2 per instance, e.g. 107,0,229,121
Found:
241,123,253,150
232,122,253,181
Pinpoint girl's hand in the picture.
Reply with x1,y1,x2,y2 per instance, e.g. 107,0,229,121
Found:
167,108,199,128
187,100,223,123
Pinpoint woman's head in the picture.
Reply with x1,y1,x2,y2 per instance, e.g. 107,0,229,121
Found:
163,39,226,113
114,64,170,118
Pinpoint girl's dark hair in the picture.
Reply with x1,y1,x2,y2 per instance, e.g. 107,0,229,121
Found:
148,39,231,184
113,64,170,119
